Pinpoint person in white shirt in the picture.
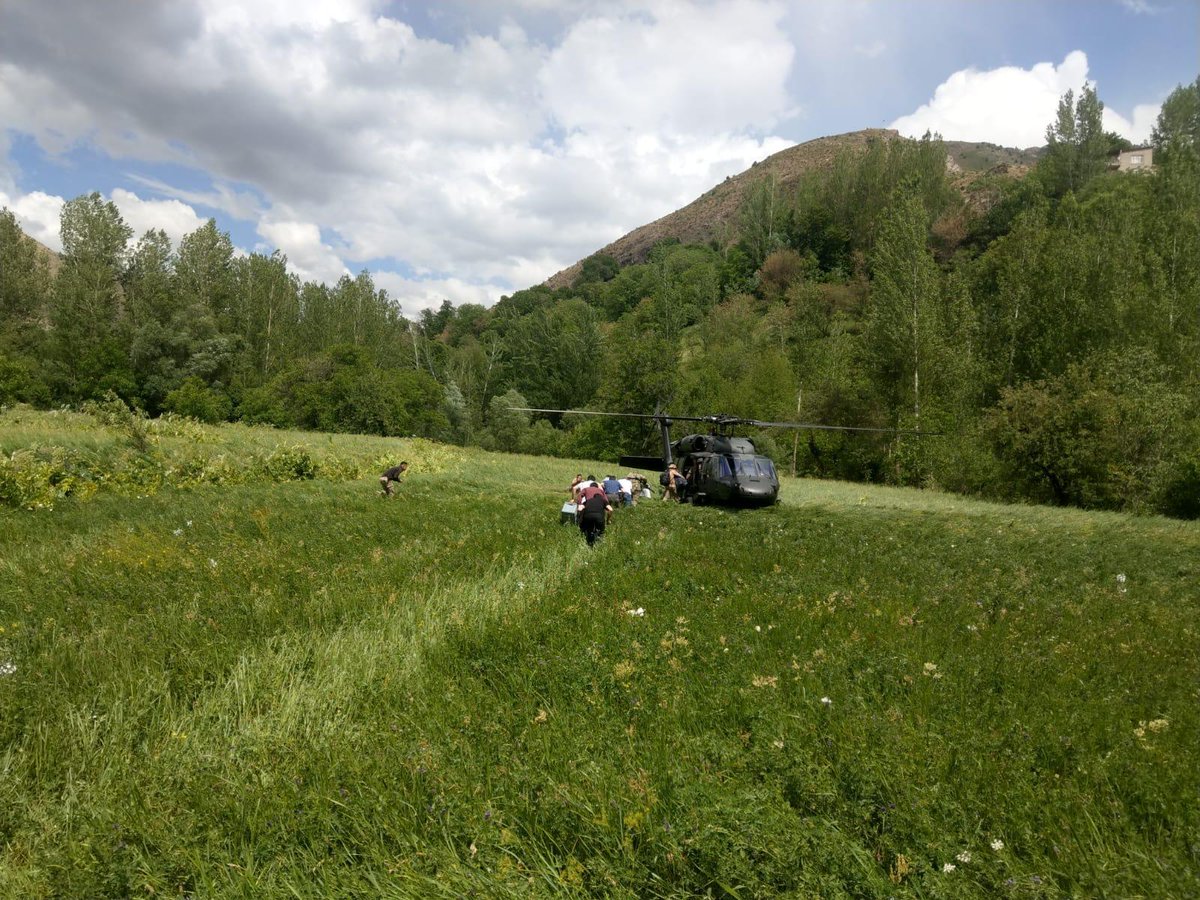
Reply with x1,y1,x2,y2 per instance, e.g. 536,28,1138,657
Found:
617,475,634,506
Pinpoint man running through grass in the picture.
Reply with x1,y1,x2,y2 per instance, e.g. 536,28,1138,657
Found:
379,461,408,497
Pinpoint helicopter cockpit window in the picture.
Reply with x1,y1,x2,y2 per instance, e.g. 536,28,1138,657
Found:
713,456,732,478
732,457,760,477
731,457,776,479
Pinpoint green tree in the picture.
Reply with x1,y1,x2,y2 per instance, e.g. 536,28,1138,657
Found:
1151,76,1200,164
575,253,620,287
230,252,299,385
176,219,235,327
1040,85,1109,197
49,193,134,400
866,190,943,429
502,299,602,410
739,175,787,269
0,208,50,328
987,350,1192,511
485,388,531,452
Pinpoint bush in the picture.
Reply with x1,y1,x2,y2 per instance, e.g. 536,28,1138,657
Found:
259,445,317,481
1154,449,1200,519
164,377,233,424
986,352,1191,511
0,447,96,510
83,392,154,453
236,386,289,426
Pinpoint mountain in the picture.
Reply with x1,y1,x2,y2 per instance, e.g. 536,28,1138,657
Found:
30,234,61,276
543,130,1039,289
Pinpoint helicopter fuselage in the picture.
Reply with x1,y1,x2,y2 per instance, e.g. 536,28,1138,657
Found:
671,433,779,507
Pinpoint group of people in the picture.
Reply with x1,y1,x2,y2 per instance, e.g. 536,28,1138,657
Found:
566,472,653,546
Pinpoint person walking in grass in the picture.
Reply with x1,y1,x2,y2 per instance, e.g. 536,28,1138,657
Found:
602,474,622,508
577,479,612,546
379,461,408,497
660,463,686,501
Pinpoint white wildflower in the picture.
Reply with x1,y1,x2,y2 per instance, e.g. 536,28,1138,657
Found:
0,660,15,676
820,696,832,706
627,607,645,617
186,520,193,527
173,528,183,537
990,839,1004,851
208,559,218,569
754,625,762,632
1116,573,1127,593
956,851,972,864
942,862,956,873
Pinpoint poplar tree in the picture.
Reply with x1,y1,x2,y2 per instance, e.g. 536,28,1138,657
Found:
867,189,943,429
50,193,133,398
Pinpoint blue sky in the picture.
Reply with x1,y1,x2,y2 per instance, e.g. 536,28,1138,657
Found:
1,0,1195,314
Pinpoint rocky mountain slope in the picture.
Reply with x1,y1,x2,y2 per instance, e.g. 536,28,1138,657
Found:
543,130,1039,289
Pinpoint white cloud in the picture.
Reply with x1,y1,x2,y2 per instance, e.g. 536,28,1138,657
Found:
892,51,1092,146
373,271,503,317
0,0,799,299
1103,103,1160,145
1119,0,1160,14
892,50,1162,148
126,175,265,222
854,40,887,58
540,0,796,135
0,188,65,251
257,217,349,286
111,188,209,248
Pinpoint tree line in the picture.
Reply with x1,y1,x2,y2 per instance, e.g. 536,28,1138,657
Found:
2,79,1198,517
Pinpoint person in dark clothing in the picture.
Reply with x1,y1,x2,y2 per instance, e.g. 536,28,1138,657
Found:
577,481,612,546
379,461,408,497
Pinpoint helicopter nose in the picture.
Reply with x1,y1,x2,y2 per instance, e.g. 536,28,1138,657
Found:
738,483,774,502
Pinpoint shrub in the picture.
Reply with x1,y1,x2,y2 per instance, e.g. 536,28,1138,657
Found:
0,447,96,510
1154,449,1200,520
259,445,317,481
83,392,154,453
986,351,1191,511
164,377,233,424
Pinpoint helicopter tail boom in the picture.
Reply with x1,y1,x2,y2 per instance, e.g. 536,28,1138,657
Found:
619,455,667,471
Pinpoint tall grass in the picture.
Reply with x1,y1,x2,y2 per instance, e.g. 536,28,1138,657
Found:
1,411,1197,897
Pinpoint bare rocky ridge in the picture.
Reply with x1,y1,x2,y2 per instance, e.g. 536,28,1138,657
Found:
30,235,61,276
542,130,1040,290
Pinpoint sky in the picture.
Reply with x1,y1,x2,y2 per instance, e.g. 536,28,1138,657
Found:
1,0,1196,316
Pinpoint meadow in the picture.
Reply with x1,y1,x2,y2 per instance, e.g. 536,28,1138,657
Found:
1,407,1197,898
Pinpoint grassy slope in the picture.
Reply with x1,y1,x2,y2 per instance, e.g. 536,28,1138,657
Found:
1,418,1197,898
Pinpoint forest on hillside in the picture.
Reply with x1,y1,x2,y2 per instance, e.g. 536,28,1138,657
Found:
2,80,1198,518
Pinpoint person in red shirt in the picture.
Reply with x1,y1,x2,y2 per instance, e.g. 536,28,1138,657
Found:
577,479,612,546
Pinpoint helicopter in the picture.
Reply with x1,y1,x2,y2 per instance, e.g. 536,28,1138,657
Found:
511,408,938,508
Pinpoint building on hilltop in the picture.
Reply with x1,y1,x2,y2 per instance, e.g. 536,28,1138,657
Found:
1111,146,1154,172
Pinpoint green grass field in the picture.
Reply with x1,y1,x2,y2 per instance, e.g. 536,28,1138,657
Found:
2,409,1198,898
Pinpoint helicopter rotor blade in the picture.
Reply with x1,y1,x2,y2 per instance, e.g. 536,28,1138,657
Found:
508,406,709,423
741,418,942,436
508,407,663,421
508,408,941,436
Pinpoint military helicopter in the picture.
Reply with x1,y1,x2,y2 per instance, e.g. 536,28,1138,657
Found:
512,408,937,508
